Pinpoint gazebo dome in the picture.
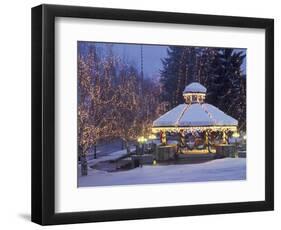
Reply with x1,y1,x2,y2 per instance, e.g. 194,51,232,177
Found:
183,82,207,94
183,82,207,104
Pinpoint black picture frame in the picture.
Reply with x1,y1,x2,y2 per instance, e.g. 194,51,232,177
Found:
31,4,274,225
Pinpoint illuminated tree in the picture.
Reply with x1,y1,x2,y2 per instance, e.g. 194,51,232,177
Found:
78,43,162,166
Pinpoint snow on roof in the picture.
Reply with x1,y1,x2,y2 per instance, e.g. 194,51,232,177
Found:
183,82,207,94
178,104,213,126
202,104,238,126
153,104,186,127
153,103,238,127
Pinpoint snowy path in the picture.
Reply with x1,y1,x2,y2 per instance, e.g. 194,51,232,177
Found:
78,158,246,187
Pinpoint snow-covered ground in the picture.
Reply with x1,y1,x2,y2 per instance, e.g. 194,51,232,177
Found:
78,158,246,187
83,149,130,166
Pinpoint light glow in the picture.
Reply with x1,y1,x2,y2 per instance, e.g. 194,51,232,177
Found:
137,136,147,144
148,134,157,140
152,126,237,133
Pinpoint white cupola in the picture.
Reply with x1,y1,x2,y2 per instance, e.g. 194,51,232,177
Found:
182,82,207,104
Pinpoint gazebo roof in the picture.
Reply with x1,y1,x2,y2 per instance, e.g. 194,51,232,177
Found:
183,82,207,94
153,103,237,128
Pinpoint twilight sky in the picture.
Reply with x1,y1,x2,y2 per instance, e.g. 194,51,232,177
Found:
112,43,168,78
78,42,246,78
78,42,168,79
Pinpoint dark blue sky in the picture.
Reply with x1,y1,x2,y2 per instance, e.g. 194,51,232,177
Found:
78,42,246,78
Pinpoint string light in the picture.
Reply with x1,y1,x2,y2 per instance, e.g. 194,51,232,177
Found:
148,134,157,140
152,126,237,133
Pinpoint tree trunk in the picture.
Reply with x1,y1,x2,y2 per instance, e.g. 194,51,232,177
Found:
80,149,88,176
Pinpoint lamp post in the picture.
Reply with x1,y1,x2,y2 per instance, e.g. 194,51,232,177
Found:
243,135,247,144
148,134,156,144
137,136,147,167
232,132,240,158
232,132,240,139
148,134,157,160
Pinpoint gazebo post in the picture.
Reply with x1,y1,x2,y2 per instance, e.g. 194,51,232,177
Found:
204,130,208,147
160,130,167,145
222,130,227,144
206,130,212,153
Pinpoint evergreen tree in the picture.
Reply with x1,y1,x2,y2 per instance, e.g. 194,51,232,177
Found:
160,46,200,108
160,46,246,130
205,49,246,130
175,47,198,105
160,46,183,108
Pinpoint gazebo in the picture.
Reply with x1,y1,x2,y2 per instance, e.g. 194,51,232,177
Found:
152,82,238,153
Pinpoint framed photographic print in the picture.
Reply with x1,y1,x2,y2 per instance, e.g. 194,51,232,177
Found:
31,4,274,225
